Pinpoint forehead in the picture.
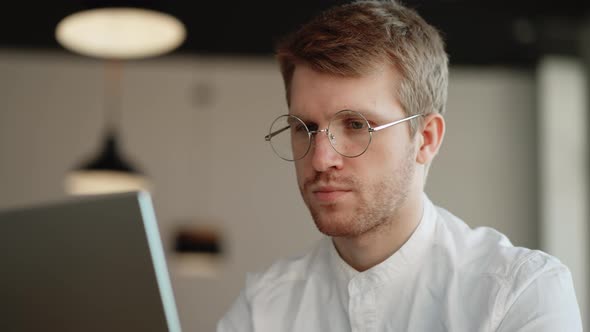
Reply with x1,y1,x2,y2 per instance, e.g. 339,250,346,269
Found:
288,64,403,120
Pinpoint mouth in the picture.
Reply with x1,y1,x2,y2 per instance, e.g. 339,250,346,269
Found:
311,186,352,203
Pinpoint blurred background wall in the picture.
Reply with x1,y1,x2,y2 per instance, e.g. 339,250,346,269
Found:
0,1,589,331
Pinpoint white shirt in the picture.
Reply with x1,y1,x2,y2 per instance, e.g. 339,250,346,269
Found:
218,195,582,331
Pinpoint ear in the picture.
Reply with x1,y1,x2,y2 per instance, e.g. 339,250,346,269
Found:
416,113,445,165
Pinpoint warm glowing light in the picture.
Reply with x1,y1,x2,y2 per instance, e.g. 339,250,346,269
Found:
55,7,186,59
65,170,152,195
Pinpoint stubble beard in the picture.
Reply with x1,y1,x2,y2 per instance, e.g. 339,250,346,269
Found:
300,144,416,238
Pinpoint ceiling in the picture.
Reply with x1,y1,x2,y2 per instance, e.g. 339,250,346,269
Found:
1,1,589,66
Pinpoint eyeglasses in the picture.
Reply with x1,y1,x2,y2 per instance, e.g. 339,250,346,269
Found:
264,110,423,161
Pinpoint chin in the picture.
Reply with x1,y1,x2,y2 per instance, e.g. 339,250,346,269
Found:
315,221,352,237
311,208,363,237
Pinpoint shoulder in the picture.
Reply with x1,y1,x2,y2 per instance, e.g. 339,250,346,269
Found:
432,204,538,276
433,204,567,273
244,238,331,301
491,247,581,329
433,205,578,314
431,205,580,329
498,249,570,295
430,204,571,289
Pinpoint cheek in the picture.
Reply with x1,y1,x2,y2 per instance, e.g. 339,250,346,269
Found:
294,160,308,185
368,128,415,158
351,159,379,187
361,141,410,176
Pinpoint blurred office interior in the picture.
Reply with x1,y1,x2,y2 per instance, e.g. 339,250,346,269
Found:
0,1,589,330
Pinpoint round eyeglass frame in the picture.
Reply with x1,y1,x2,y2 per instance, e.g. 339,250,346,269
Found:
264,110,424,161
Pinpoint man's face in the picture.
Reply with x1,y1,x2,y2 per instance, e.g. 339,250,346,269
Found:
289,64,421,238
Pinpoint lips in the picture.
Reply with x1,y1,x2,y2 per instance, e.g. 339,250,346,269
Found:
311,185,352,203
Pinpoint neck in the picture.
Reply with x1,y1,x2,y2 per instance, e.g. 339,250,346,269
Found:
332,192,424,272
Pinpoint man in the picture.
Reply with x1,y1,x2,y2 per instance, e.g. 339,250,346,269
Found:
218,1,582,331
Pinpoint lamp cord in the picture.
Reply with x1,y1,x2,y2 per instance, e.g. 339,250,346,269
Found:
103,59,123,137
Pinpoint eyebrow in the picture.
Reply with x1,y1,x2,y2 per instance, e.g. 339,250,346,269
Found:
351,108,380,118
290,107,378,121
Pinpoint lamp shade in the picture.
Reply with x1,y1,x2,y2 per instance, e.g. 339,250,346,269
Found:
65,131,151,195
55,7,186,59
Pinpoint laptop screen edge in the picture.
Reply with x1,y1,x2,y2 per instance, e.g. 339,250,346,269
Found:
137,191,183,332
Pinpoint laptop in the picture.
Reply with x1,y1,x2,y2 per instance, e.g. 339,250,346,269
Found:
0,191,182,332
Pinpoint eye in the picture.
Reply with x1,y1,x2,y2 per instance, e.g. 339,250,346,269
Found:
293,123,306,132
345,119,367,130
287,117,309,133
306,123,319,131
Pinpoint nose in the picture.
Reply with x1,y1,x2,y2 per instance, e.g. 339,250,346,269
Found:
308,129,343,172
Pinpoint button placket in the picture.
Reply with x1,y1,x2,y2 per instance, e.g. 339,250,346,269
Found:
348,275,377,332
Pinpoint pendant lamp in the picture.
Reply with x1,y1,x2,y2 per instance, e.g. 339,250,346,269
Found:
57,5,186,195
64,60,152,195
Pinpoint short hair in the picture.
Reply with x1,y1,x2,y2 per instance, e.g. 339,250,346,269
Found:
275,0,449,135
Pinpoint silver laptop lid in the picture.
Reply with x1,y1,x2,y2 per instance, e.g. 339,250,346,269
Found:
0,191,181,332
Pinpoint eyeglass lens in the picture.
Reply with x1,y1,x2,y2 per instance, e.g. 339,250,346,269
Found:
267,110,372,161
328,110,371,158
268,115,310,161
